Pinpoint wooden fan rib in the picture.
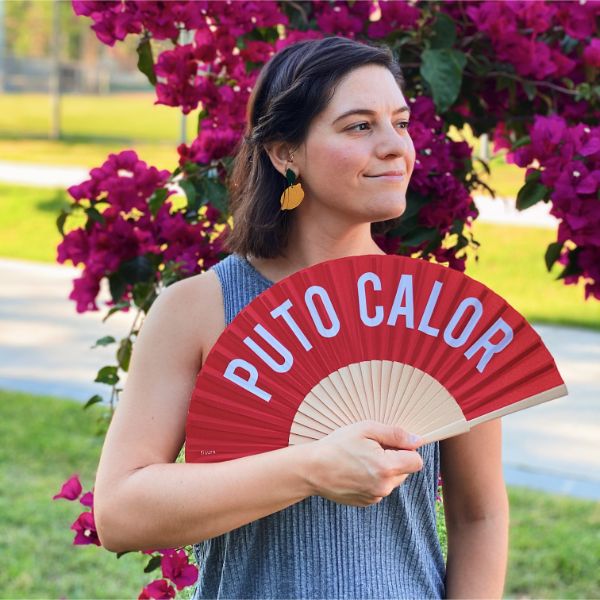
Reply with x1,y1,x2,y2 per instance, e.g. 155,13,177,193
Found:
318,376,360,423
292,392,343,431
298,387,349,427
394,368,443,426
420,418,470,444
468,383,568,426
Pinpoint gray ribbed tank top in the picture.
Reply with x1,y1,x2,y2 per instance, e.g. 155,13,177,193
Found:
192,253,446,600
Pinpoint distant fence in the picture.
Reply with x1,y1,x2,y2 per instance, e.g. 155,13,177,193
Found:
2,56,152,94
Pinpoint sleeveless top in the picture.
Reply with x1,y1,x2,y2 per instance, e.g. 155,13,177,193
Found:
192,253,446,600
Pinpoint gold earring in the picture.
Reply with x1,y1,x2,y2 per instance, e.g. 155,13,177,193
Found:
279,155,304,210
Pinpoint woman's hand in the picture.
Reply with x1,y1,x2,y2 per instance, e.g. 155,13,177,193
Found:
303,420,424,507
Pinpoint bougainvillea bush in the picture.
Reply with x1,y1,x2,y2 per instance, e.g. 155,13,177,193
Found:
54,1,599,597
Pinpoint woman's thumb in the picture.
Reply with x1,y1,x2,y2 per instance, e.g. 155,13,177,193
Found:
361,421,423,450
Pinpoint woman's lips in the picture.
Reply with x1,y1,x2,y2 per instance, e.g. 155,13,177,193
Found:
365,173,405,181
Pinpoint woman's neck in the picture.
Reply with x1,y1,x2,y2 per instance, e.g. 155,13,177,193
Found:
247,220,385,284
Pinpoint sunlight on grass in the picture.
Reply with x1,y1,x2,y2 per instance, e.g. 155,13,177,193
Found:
0,92,197,143
465,222,600,331
0,138,181,171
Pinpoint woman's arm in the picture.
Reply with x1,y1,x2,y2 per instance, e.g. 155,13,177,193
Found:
93,273,315,553
440,419,509,599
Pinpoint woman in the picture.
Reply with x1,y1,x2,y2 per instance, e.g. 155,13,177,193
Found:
93,36,509,599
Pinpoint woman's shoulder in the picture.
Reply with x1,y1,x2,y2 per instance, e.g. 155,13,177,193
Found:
149,268,225,364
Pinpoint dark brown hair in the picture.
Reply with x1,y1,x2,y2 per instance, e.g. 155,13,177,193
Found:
225,36,406,258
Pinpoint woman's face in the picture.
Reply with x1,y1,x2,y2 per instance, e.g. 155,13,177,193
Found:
294,64,415,225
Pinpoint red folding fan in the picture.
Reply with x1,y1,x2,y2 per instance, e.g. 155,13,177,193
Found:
185,254,567,463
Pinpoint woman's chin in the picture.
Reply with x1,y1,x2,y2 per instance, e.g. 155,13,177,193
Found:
369,197,406,221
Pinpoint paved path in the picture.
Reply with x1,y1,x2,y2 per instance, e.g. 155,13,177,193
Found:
1,257,599,501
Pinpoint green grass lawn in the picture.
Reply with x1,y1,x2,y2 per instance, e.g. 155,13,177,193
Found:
0,92,197,144
0,389,151,599
0,183,71,263
1,180,598,330
1,388,598,598
0,92,198,171
465,221,600,331
0,138,182,172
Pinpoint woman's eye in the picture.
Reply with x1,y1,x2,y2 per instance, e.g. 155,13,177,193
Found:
348,121,411,132
349,122,370,131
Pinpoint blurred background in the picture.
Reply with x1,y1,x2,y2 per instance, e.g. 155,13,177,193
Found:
0,1,598,599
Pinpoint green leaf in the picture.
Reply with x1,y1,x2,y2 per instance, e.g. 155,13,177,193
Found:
420,49,467,114
94,366,119,386
510,135,531,152
149,188,170,217
429,12,456,49
132,281,157,312
144,555,163,573
83,394,103,409
116,550,134,559
85,206,105,226
136,36,156,86
556,247,582,280
91,336,116,349
522,80,536,101
202,177,228,213
196,108,208,133
560,34,579,54
56,209,70,236
108,272,127,305
179,178,197,209
400,192,430,222
545,241,564,272
516,179,549,210
102,301,131,323
117,338,133,372
120,255,156,285
401,227,440,247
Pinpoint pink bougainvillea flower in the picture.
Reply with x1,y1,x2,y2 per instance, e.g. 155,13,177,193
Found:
555,1,599,40
177,119,241,166
240,40,275,64
53,474,82,501
161,549,199,590
275,29,323,51
69,272,101,313
138,579,177,600
466,1,517,39
367,0,421,38
207,0,287,37
79,490,94,508
583,38,600,68
154,44,204,114
194,28,217,63
518,0,556,34
72,0,142,46
70,510,100,546
313,0,367,38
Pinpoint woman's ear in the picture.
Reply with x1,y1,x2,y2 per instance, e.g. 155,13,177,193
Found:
264,141,293,177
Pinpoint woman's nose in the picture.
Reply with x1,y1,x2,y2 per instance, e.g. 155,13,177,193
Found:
375,123,411,158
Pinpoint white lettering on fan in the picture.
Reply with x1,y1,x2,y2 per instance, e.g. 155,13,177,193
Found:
357,271,514,373
224,269,514,400
304,285,340,337
223,358,272,401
